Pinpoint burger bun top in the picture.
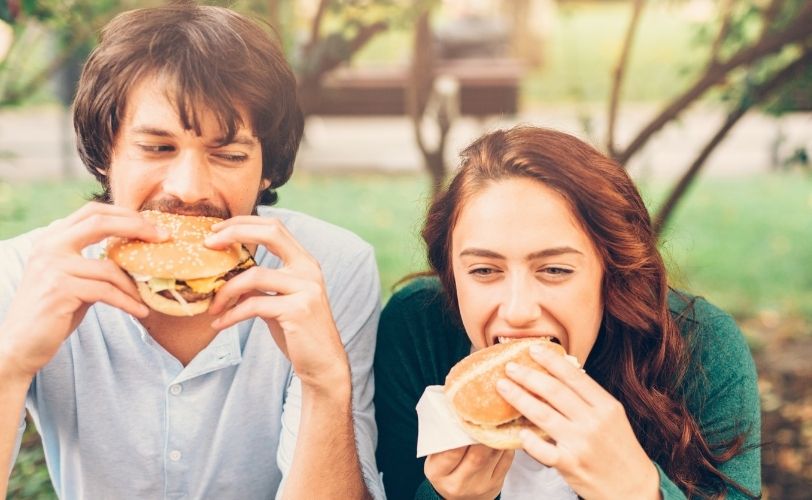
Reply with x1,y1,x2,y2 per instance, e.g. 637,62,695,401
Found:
444,338,566,427
107,210,244,280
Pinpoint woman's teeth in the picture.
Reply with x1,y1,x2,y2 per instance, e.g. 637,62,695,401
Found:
497,335,557,344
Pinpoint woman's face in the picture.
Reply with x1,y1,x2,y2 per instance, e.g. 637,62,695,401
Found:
450,177,604,364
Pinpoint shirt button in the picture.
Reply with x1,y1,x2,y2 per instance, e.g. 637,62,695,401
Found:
169,384,183,395
169,450,182,462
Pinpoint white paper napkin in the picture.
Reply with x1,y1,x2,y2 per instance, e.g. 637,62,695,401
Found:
415,385,477,457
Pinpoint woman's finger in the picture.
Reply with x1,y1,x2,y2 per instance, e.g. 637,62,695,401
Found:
505,361,590,420
425,446,468,476
529,344,611,407
491,449,515,480
519,428,561,468
496,378,572,441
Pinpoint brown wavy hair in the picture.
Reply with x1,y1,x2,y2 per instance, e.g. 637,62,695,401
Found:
422,126,753,498
73,1,303,206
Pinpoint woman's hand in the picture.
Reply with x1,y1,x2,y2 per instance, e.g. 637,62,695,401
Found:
424,445,514,500
206,216,350,393
496,344,661,500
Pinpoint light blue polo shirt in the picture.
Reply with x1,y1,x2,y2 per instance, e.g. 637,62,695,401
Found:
1,206,385,499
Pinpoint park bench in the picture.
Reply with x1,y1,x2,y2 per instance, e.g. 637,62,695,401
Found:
310,58,523,117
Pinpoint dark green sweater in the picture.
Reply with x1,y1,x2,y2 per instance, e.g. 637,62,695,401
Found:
374,277,761,500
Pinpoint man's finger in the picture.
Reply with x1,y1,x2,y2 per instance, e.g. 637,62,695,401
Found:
62,256,143,302
56,213,169,252
206,217,310,267
208,267,306,315
70,276,149,318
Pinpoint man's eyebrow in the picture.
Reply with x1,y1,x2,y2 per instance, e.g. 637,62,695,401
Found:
214,134,259,147
131,126,174,137
458,247,583,260
130,127,258,147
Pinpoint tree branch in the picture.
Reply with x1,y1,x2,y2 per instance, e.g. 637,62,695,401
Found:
707,0,735,69
607,0,645,157
652,47,812,235
760,0,785,37
615,2,812,166
309,0,329,47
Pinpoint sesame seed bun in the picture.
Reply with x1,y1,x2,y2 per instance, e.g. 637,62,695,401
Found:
107,210,254,316
444,338,566,449
107,211,242,280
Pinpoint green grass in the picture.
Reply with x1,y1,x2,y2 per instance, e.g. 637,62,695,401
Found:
2,171,810,319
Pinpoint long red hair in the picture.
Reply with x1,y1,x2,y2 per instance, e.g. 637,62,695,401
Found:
422,126,751,497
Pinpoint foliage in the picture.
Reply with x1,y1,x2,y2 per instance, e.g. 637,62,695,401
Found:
697,0,812,113
606,0,812,234
0,0,151,108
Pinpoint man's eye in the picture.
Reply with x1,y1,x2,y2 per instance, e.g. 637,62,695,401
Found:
139,144,173,153
215,153,248,163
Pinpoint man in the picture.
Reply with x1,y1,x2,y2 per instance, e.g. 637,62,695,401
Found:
0,2,383,498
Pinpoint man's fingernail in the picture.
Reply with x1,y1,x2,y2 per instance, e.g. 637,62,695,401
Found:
505,362,519,375
530,345,546,357
157,228,170,239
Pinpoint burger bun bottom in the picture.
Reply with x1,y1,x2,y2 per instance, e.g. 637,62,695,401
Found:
458,417,552,450
137,282,211,317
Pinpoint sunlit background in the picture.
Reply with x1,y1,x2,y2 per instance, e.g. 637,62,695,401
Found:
1,0,810,497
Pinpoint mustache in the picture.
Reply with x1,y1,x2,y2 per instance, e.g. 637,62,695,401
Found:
140,198,231,219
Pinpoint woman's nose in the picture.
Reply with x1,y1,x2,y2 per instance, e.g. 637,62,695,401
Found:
499,276,542,327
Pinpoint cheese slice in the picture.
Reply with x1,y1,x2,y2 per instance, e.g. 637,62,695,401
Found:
147,277,176,293
185,276,225,294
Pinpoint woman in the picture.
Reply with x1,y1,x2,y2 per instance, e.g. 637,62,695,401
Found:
374,127,760,499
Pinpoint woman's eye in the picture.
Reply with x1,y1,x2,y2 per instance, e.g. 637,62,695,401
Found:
540,267,573,279
469,267,499,277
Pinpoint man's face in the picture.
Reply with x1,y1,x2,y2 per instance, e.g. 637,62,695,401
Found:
108,75,266,218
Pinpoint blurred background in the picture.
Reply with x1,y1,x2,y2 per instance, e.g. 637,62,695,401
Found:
0,0,810,498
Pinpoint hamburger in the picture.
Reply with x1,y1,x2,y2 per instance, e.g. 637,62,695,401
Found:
107,210,255,316
444,338,569,449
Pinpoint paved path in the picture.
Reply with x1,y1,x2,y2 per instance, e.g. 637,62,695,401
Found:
1,104,809,182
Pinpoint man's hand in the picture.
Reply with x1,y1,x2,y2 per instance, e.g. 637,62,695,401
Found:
424,445,514,500
0,203,168,380
206,216,350,392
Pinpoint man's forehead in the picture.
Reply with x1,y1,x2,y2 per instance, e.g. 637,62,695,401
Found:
124,74,255,137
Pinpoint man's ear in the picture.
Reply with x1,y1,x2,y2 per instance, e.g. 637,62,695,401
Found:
260,178,271,190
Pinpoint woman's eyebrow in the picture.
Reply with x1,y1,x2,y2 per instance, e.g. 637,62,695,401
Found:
458,246,583,260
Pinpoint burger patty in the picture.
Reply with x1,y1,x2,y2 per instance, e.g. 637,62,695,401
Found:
159,287,212,303
158,260,254,303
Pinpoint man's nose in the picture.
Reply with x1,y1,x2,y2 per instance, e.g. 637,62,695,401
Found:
161,151,214,203
499,275,542,327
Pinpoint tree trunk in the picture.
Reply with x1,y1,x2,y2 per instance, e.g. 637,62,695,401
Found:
409,8,450,196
